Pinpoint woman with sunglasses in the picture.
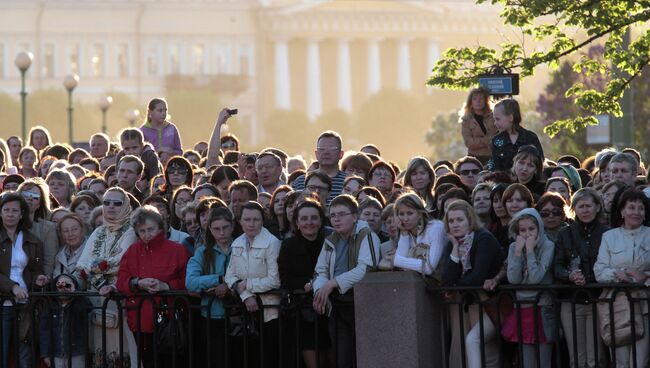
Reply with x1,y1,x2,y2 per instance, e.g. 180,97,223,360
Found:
161,156,194,200
17,178,60,278
535,192,569,243
75,187,137,368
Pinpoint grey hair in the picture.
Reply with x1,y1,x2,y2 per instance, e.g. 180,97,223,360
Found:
610,152,639,171
130,205,167,233
570,187,605,219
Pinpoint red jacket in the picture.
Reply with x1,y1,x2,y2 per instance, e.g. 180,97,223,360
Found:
116,232,189,332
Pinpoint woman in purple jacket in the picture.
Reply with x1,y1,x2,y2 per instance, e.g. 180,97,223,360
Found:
140,98,183,163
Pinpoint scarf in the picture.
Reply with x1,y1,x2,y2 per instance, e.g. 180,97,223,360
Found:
457,231,475,276
103,193,132,232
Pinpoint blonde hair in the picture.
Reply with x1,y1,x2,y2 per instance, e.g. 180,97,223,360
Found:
443,200,481,233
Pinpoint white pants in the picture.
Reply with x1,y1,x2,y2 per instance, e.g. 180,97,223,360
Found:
560,303,607,368
448,303,500,368
54,355,86,368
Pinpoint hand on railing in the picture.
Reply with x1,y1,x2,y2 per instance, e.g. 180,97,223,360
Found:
11,284,28,300
243,296,259,312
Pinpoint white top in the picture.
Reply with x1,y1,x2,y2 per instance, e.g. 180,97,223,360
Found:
393,220,446,275
5,231,28,306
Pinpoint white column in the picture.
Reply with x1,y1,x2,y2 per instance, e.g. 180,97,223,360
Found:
337,39,352,112
274,39,291,110
426,40,440,93
397,38,411,91
306,39,322,120
367,38,381,95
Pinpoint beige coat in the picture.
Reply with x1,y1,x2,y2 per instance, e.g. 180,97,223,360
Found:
30,219,59,277
460,112,497,157
224,227,281,322
594,226,650,283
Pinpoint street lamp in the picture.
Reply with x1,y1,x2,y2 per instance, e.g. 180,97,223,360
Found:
125,109,140,127
63,74,79,144
98,95,113,134
14,51,33,141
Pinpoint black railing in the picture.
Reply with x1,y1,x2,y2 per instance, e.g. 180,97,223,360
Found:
0,289,351,368
427,283,650,368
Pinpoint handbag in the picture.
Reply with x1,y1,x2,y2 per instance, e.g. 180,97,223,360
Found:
224,294,259,338
91,308,120,329
155,301,188,354
597,288,645,347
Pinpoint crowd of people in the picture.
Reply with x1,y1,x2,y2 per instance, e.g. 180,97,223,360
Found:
0,88,648,368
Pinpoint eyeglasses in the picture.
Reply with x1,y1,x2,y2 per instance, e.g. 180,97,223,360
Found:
103,200,124,207
21,192,41,200
307,185,329,193
372,170,392,179
540,208,564,218
329,212,352,220
459,169,480,176
316,146,340,152
168,169,188,176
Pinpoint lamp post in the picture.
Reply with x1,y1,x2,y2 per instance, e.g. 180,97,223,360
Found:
98,95,113,134
125,109,140,127
14,51,33,141
63,74,79,144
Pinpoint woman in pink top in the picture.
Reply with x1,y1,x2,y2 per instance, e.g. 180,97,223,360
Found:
140,98,183,163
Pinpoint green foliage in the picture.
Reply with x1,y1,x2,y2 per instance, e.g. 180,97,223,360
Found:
425,111,467,162
427,0,650,136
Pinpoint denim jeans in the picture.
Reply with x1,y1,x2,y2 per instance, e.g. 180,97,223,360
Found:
1,306,32,368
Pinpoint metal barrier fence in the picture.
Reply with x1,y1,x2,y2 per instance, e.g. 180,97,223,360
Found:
427,283,650,368
0,289,352,368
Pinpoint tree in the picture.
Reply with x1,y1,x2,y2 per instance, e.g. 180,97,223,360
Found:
427,0,650,137
536,46,608,157
425,112,467,162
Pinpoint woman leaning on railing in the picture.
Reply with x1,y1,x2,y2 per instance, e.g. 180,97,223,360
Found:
441,199,504,368
594,188,650,368
554,188,608,368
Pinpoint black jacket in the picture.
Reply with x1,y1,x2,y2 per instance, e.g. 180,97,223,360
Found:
442,228,504,287
554,220,608,299
488,127,544,171
278,232,325,290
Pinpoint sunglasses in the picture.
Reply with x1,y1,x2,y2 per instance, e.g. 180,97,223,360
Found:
56,282,73,289
103,200,124,207
21,192,41,200
459,169,480,176
168,169,188,176
540,208,564,218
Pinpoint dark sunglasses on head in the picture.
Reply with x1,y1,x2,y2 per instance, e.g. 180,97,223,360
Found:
21,192,41,200
540,208,564,218
103,200,124,207
459,169,480,176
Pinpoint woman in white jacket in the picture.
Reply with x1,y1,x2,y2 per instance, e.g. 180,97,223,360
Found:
393,192,446,276
594,188,650,368
225,200,281,368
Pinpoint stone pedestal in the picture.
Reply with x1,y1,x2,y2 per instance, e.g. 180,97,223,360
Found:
354,271,443,368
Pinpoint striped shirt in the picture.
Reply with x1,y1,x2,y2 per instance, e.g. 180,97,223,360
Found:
292,171,347,204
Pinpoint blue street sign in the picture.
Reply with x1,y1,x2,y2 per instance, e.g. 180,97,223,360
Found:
478,74,519,96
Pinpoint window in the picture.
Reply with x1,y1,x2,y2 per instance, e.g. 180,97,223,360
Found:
146,45,159,76
116,44,129,77
68,43,80,75
215,43,232,74
0,44,5,78
192,44,205,75
42,43,55,78
238,44,252,76
91,43,104,77
169,44,180,74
